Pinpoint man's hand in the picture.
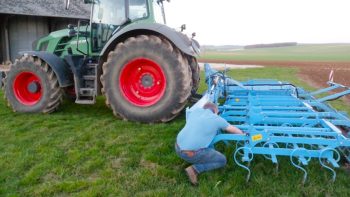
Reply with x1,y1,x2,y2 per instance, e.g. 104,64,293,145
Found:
225,125,244,134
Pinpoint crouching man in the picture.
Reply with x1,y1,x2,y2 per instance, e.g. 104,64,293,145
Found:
175,102,243,185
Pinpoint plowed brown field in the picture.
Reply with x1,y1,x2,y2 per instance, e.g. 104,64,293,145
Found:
200,59,350,102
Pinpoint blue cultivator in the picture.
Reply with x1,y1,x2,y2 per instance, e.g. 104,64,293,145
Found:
188,63,350,183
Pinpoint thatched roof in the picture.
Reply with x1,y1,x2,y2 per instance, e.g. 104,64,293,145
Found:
0,0,90,19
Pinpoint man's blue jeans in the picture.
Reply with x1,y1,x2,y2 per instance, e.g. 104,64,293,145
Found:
175,144,227,174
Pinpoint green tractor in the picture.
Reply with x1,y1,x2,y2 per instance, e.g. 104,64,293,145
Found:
3,0,200,123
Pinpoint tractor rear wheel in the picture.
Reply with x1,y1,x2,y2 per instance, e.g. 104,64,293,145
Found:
101,35,192,123
188,57,200,95
3,55,63,113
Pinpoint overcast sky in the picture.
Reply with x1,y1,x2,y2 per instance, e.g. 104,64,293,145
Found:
164,0,350,45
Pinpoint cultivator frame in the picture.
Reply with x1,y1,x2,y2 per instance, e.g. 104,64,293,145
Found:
189,63,350,183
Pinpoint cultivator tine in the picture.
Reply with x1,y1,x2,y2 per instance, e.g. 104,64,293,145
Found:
201,64,350,183
262,142,279,164
290,149,311,184
235,141,246,156
234,147,254,182
319,148,341,182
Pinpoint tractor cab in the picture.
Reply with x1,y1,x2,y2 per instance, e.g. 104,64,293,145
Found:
69,0,167,53
89,0,155,52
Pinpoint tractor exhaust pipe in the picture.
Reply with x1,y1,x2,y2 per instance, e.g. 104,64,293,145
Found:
65,0,70,10
157,0,170,24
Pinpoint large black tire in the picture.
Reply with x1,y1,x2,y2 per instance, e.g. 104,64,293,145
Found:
0,71,5,89
188,57,200,95
3,55,63,113
101,35,192,123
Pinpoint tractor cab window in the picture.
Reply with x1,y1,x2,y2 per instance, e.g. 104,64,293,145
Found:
91,0,150,52
129,0,148,20
92,0,126,25
152,0,164,24
91,0,126,52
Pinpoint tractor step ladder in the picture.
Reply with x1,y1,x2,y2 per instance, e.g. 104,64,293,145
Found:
75,62,98,104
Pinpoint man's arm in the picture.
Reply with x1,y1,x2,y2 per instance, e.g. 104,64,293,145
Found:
225,125,244,134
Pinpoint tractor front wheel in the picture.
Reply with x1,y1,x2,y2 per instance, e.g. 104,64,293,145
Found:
3,56,63,113
101,35,192,123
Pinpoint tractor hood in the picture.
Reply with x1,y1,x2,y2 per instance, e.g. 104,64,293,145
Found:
33,29,71,51
33,26,90,57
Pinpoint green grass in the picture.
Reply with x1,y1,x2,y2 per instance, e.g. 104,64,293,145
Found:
1,67,350,196
201,44,350,62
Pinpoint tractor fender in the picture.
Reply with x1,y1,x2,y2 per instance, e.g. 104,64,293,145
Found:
19,51,73,87
100,23,200,59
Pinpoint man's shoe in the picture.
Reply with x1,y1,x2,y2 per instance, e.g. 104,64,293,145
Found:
185,166,198,186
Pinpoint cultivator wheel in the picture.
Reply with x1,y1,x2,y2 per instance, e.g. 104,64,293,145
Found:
101,35,192,123
3,55,63,113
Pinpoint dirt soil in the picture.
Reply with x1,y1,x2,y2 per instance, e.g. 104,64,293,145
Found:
200,59,350,87
200,59,350,102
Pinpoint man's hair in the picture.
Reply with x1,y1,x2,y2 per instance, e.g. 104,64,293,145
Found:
203,102,218,114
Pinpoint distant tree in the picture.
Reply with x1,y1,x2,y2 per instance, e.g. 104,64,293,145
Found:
244,42,298,49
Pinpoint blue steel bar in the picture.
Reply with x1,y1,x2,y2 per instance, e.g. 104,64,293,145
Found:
317,90,350,102
309,83,343,96
191,63,350,183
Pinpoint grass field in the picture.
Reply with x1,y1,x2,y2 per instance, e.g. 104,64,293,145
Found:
200,44,350,62
1,67,350,196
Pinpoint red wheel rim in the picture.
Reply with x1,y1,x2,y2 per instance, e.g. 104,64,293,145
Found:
13,72,42,106
66,86,76,96
119,58,167,107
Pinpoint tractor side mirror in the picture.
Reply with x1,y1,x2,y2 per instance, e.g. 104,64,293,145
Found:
192,32,196,39
157,0,170,4
65,0,70,10
68,24,77,37
180,24,186,32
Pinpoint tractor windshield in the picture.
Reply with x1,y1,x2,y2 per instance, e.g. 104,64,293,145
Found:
129,0,149,20
92,0,126,25
92,0,149,25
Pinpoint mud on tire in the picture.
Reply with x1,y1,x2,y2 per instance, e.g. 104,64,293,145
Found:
101,35,192,123
3,55,63,113
188,57,200,95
